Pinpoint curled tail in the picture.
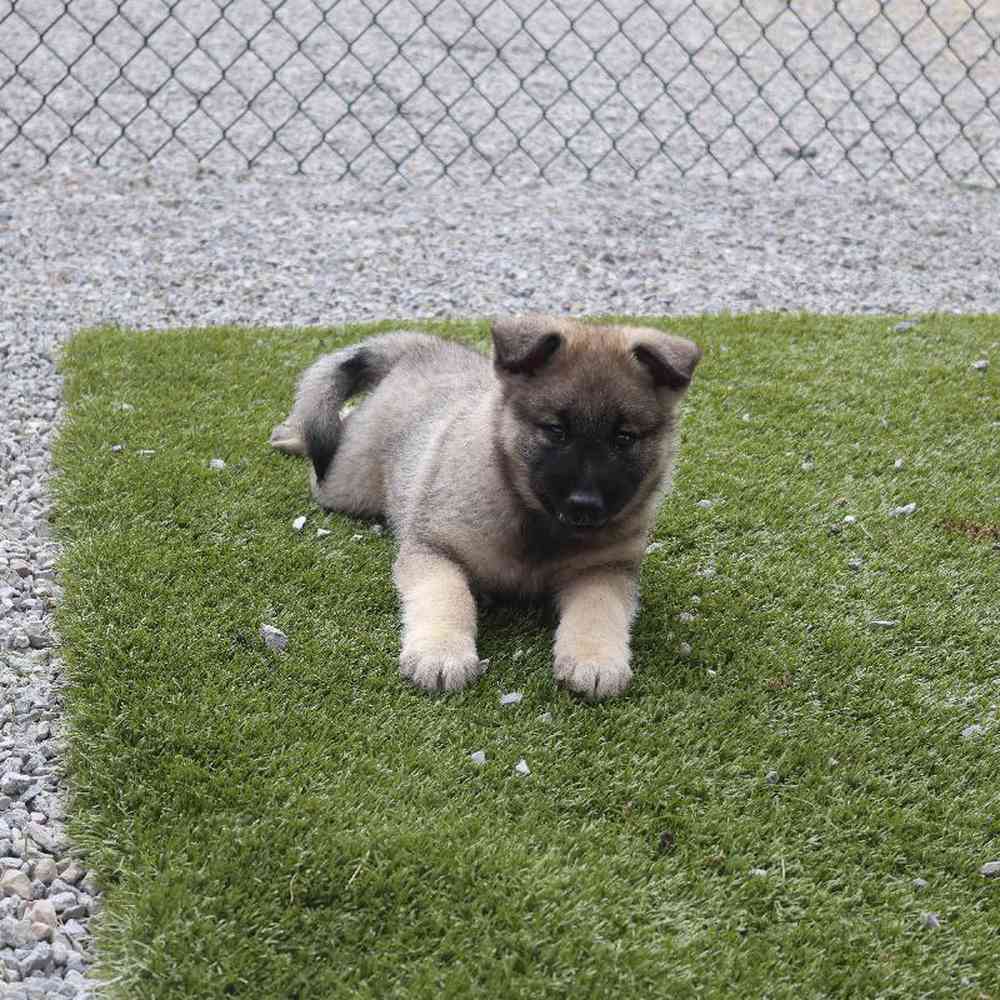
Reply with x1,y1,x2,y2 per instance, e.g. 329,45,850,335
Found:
269,331,437,483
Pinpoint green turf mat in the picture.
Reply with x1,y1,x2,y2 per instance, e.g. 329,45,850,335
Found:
53,316,999,999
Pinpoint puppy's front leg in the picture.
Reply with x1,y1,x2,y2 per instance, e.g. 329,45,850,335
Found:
393,546,485,693
553,568,639,700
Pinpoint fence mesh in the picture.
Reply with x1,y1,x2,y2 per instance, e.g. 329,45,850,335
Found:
1,0,998,185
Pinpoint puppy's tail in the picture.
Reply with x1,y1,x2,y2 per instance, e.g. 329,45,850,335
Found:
269,331,437,483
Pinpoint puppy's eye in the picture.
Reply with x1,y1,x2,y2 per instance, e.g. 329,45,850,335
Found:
614,429,638,449
539,422,567,443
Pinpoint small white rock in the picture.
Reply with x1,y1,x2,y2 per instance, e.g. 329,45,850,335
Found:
209,458,226,470
843,515,856,525
921,912,941,930
500,691,523,706
316,528,331,538
538,712,552,723
511,648,524,661
0,870,31,899
894,320,916,333
292,515,307,532
961,724,985,739
370,524,385,536
514,759,530,777
971,358,989,371
888,502,917,517
696,499,714,509
678,642,692,657
29,921,51,942
31,859,57,884
913,877,929,890
979,860,1000,877
645,541,665,554
894,458,905,469
741,412,751,422
706,669,717,677
26,899,57,929
259,624,288,652
800,460,815,472
137,448,155,457
749,868,768,878
110,444,124,453
469,750,486,766
677,611,698,623
870,619,900,628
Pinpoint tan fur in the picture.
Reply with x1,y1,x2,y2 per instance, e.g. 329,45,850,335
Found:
271,316,701,700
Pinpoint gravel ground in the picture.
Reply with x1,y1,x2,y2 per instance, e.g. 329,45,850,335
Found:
2,2,1000,998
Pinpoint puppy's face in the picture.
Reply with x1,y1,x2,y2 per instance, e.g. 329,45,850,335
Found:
493,317,701,533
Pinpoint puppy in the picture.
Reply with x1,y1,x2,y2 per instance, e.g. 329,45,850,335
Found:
270,316,701,699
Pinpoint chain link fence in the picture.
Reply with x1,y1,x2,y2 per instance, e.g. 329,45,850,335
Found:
1,0,998,185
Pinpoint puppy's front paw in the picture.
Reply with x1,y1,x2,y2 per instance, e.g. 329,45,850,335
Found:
554,655,633,701
399,648,487,694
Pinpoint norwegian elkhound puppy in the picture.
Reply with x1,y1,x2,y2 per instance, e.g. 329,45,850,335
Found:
270,316,701,700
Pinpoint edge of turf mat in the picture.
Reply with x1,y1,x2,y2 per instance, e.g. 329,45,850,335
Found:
52,315,999,999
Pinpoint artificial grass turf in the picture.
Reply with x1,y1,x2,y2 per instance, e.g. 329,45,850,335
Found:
52,315,998,1000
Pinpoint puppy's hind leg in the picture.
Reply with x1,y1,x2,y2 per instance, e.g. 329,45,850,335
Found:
269,417,306,455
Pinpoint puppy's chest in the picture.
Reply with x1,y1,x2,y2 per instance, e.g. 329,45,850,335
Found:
444,521,640,596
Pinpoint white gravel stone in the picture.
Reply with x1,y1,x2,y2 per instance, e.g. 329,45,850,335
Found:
514,759,531,777
0,870,31,900
980,861,1000,878
500,692,523,706
961,724,985,739
31,859,57,884
292,515,307,532
888,502,917,517
469,751,486,767
259,624,289,653
208,458,226,470
921,912,941,930
59,861,84,886
971,359,989,370
26,899,57,929
29,919,51,941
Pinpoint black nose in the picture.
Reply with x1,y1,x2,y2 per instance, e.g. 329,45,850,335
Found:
564,490,607,526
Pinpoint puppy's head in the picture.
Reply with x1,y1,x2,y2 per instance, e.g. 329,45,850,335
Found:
492,316,701,533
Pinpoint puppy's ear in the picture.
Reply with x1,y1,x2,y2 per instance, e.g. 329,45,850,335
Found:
630,329,702,391
492,316,563,376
